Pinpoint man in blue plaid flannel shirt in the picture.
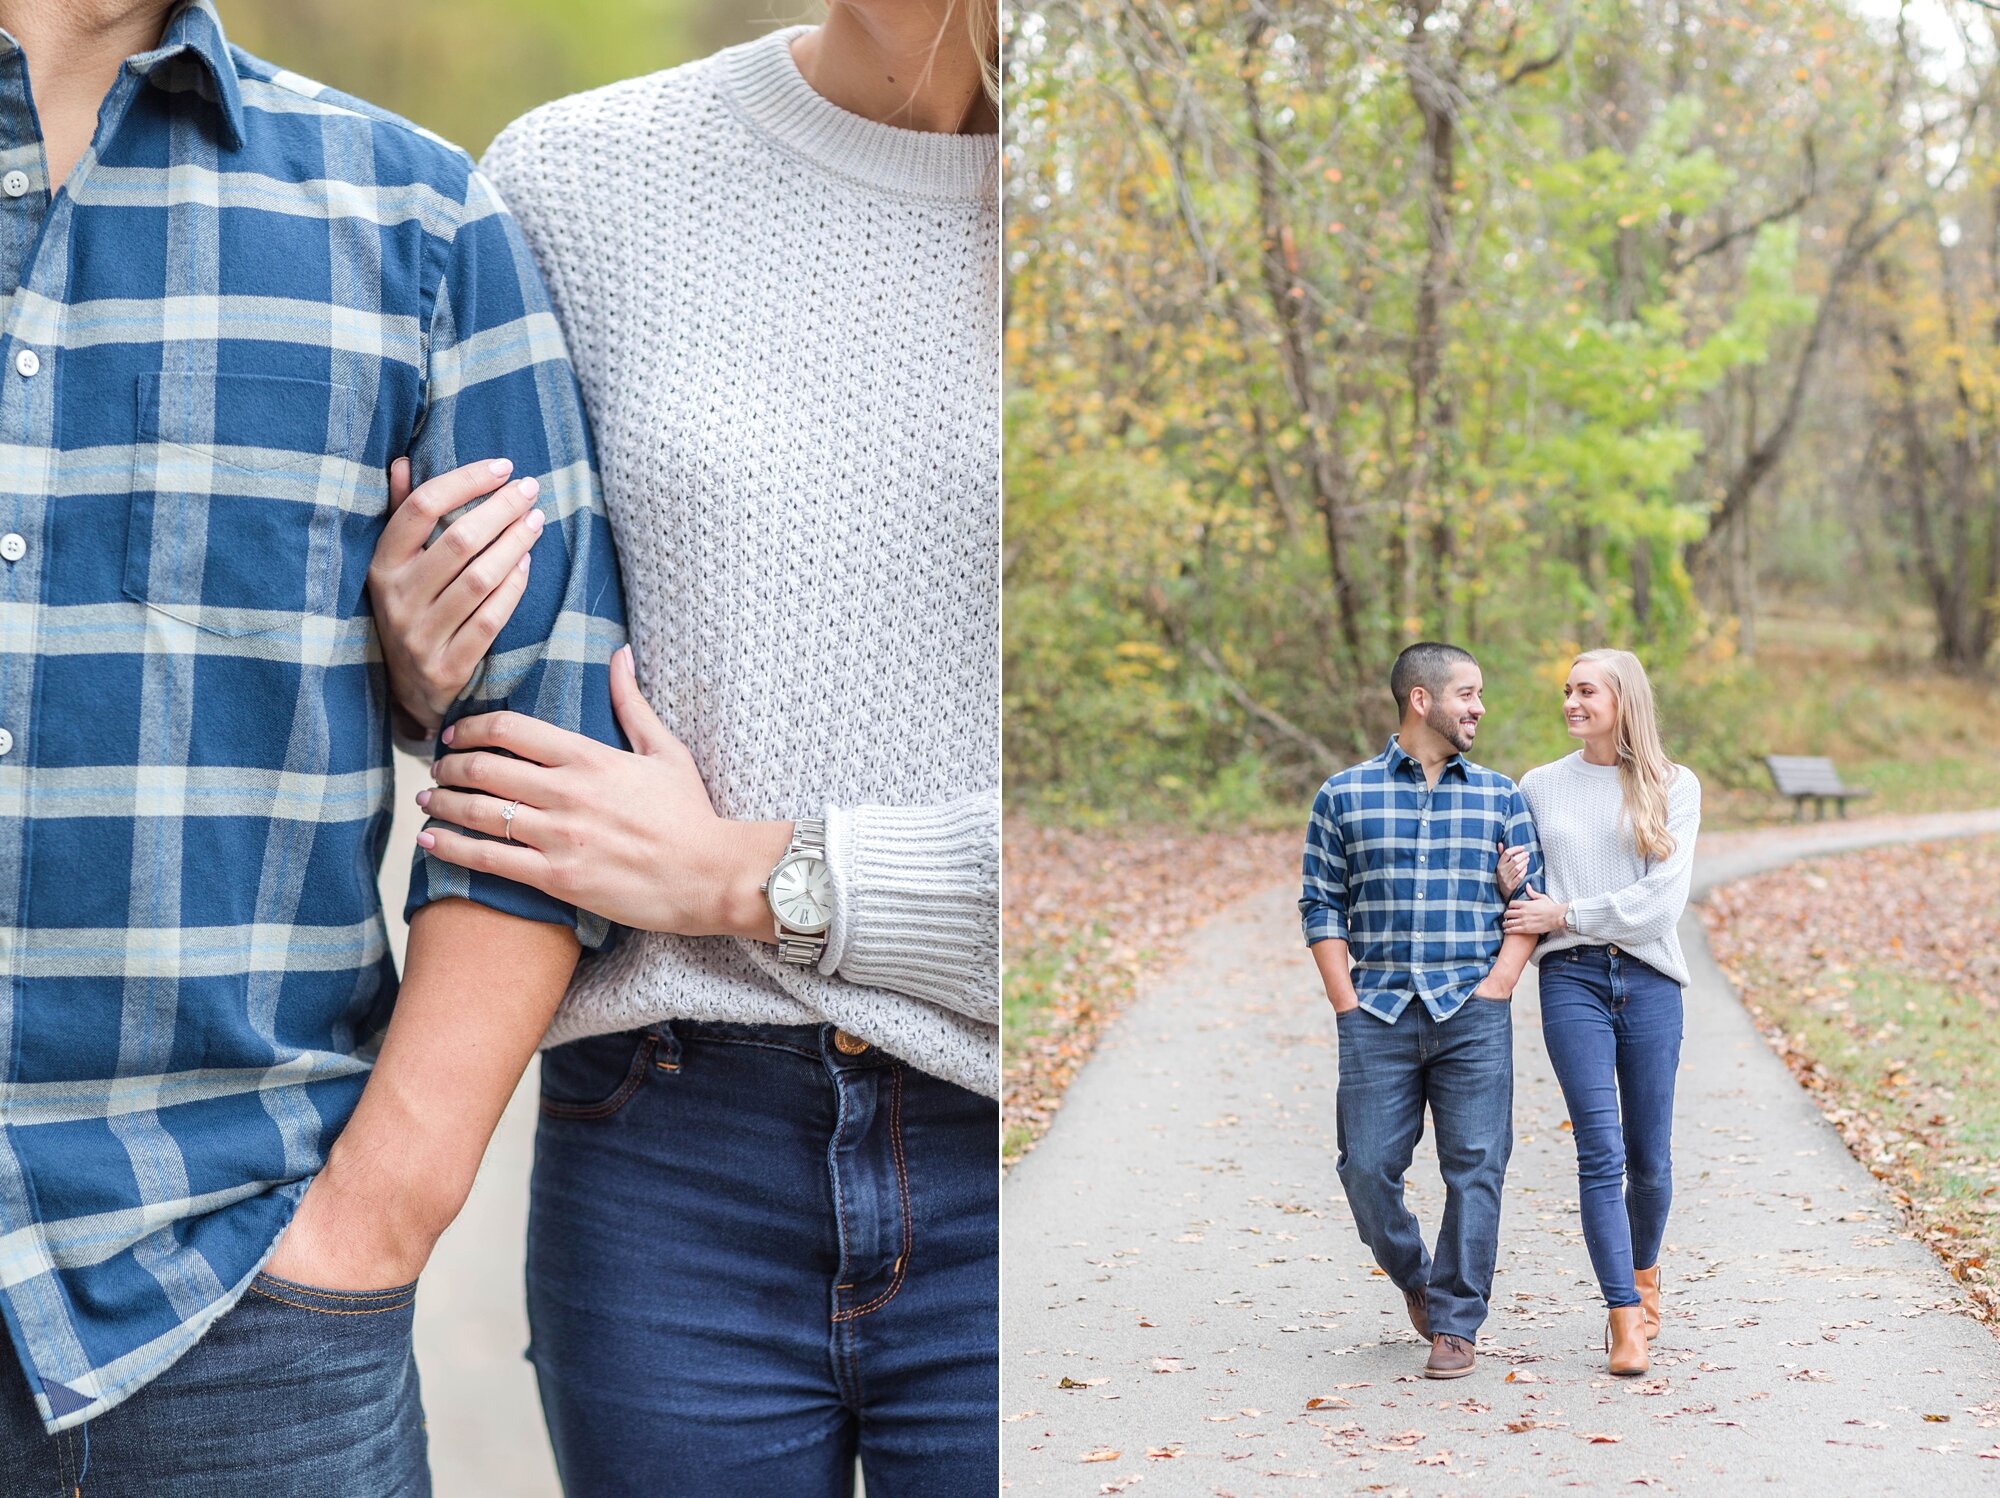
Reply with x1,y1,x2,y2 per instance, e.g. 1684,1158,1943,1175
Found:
1301,642,1542,1382
0,4,627,1491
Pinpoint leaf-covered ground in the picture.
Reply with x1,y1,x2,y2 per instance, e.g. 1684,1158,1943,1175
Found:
1702,834,2000,1324
1002,820,1298,1164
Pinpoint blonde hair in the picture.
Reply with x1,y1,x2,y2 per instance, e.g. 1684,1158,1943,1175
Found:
1574,649,1677,864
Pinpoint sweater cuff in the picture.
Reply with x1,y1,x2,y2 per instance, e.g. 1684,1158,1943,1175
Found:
820,792,999,1021
1565,894,1611,938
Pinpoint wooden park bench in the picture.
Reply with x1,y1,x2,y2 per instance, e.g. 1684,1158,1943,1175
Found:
1764,755,1873,821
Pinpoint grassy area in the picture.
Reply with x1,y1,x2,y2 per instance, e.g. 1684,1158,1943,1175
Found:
1702,836,2000,1320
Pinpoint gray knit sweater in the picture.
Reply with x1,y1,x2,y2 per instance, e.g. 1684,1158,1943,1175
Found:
478,28,999,1095
1519,753,1702,987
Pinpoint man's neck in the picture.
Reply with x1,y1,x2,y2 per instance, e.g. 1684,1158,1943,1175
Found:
0,2,176,190
1395,725,1458,788
792,3,995,136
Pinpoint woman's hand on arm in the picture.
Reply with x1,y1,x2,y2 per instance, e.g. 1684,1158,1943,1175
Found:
1495,840,1530,899
367,456,547,734
414,645,794,940
1502,886,1569,936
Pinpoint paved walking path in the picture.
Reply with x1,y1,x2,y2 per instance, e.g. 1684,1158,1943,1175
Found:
1003,812,2000,1494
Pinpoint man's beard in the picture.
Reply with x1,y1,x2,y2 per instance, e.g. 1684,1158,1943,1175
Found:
1427,699,1474,753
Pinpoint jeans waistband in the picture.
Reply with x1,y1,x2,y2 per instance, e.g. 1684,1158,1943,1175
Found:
647,1018,896,1070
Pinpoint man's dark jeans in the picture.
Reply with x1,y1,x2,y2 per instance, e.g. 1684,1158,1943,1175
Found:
526,1020,998,1497
0,1271,428,1497
1334,996,1514,1341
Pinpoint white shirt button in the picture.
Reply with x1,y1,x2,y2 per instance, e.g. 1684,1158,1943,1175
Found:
14,348,39,378
0,534,23,563
0,728,15,756
2,171,27,198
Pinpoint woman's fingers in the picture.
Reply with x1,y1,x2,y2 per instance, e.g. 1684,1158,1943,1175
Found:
440,550,534,681
440,710,594,767
419,787,544,848
430,745,562,804
433,504,543,629
415,823,553,888
407,475,541,601
388,456,413,513
610,644,676,756
376,458,518,571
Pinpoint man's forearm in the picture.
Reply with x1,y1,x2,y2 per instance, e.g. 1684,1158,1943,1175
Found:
1481,930,1538,994
312,899,579,1265
1311,937,1359,1009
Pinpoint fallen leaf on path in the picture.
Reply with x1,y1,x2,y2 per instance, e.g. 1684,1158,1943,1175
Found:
1080,1448,1120,1463
1582,1432,1623,1444
1304,1396,1351,1410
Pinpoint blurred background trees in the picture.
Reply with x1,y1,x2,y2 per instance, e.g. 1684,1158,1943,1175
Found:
224,0,770,153
1006,0,2000,822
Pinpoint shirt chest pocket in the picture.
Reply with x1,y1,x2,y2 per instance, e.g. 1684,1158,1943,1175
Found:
124,373,371,638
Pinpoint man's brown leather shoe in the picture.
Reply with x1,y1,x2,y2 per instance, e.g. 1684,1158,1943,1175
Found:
1423,1333,1475,1379
1403,1287,1430,1340
1633,1264,1661,1341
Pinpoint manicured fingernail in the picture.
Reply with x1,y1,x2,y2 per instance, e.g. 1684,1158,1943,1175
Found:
618,644,633,668
415,788,431,809
488,458,513,477
517,553,532,573
441,724,455,745
525,508,544,534
518,475,540,501
416,831,436,849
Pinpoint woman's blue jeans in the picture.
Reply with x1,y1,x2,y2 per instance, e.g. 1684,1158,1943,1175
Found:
525,1020,998,1497
1538,945,1683,1309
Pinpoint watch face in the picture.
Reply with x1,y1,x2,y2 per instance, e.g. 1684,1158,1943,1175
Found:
768,852,833,935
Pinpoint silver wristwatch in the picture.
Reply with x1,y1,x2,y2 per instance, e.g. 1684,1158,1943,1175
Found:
762,818,832,966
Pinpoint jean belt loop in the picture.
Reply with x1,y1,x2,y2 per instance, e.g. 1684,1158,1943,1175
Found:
651,1020,683,1072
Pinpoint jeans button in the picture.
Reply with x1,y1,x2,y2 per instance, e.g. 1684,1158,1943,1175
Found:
1609,945,1619,956
833,1029,870,1056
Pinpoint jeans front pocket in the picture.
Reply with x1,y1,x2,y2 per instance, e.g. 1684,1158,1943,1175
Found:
539,1029,660,1121
249,1271,418,1319
124,372,371,637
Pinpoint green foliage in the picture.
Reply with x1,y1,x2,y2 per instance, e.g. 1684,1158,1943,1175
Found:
1005,0,1985,822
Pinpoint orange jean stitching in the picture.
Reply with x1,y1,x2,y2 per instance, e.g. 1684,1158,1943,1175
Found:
833,1065,911,1322
248,1284,414,1316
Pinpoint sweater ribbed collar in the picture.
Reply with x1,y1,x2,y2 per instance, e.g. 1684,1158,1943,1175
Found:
716,25,996,204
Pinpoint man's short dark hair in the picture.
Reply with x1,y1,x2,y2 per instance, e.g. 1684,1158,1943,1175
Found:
1390,641,1478,714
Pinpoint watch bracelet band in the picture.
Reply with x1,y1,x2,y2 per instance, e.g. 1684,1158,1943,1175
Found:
774,817,829,966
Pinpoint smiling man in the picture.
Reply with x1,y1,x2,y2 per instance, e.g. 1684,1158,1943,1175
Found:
1299,641,1542,1380
0,1,626,1492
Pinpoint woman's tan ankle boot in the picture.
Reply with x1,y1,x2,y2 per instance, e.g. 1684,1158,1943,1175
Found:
1606,1305,1649,1376
1633,1265,1661,1341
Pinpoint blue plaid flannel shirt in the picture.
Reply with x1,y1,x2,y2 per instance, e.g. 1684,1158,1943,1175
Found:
1300,736,1542,1024
0,2,626,1432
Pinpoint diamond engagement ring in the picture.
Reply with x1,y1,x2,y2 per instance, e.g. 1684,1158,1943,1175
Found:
501,801,519,840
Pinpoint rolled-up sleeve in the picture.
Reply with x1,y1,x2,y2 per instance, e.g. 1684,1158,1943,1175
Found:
1299,781,1350,945
402,166,628,951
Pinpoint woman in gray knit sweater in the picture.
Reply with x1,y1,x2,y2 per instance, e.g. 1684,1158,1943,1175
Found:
362,5,999,1492
1499,649,1701,1380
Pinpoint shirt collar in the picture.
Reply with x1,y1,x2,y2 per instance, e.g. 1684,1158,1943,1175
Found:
1383,734,1468,783
125,0,246,151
